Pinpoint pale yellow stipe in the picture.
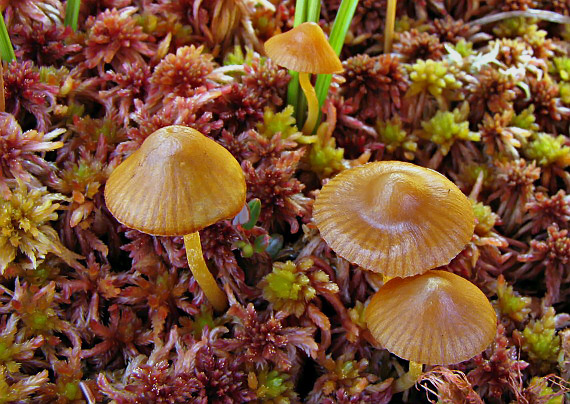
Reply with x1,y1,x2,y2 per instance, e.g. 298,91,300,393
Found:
384,0,397,53
393,361,423,393
184,232,228,312
299,72,319,135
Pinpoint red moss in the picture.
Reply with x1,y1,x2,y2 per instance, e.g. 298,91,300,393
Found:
394,29,445,62
11,23,81,66
83,7,156,73
341,54,409,121
243,149,310,233
225,301,318,371
468,324,529,400
147,45,216,109
518,224,570,305
4,61,58,131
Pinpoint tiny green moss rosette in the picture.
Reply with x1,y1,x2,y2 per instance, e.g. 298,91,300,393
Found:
365,270,497,365
313,161,474,278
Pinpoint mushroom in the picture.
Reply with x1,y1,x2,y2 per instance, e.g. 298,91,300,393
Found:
104,125,246,312
313,161,474,278
364,270,497,392
264,22,343,135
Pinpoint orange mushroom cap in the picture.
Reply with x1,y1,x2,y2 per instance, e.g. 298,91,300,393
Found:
313,161,474,278
104,125,246,236
365,270,497,365
264,22,343,74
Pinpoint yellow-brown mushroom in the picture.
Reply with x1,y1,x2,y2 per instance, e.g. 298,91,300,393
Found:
313,161,474,278
365,270,497,392
264,22,343,135
104,125,246,312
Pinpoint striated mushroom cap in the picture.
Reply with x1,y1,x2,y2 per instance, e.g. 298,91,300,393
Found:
365,270,497,365
104,125,246,236
313,161,474,277
264,22,343,74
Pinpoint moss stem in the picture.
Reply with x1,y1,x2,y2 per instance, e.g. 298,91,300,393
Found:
393,361,423,393
299,72,318,135
184,232,228,312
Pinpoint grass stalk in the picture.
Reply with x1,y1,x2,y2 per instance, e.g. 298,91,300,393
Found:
0,12,15,62
64,0,82,31
314,0,358,116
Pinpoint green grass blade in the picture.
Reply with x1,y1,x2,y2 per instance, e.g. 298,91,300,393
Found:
314,0,359,108
287,0,307,109
0,12,14,62
64,0,81,31
306,0,321,22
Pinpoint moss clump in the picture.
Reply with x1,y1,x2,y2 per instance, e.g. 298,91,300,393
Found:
520,308,561,365
524,133,570,168
407,59,461,102
494,275,531,323
420,103,479,155
0,181,74,272
376,117,417,160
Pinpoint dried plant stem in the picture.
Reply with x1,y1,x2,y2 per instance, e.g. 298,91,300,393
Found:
469,9,570,27
184,232,228,312
384,0,397,53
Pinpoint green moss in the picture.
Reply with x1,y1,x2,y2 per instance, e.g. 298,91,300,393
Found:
376,117,417,159
253,369,296,403
552,57,570,81
420,103,479,155
308,122,345,177
524,133,570,168
521,308,561,364
510,105,539,132
472,200,496,236
224,45,255,66
453,39,473,58
407,59,460,98
494,275,531,323
257,106,301,140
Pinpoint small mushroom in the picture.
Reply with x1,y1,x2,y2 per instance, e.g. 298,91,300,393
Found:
264,22,343,135
313,161,474,278
104,125,246,312
364,270,497,392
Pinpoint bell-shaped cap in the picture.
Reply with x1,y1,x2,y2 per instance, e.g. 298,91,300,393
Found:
264,22,343,74
365,270,497,365
313,161,474,278
104,125,246,236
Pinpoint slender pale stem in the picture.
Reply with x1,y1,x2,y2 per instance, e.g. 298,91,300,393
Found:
384,0,397,53
299,72,318,135
393,361,423,393
184,232,228,312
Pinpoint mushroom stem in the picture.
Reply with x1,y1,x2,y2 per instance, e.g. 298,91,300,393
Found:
393,361,423,393
299,72,319,135
184,232,228,312
384,0,397,53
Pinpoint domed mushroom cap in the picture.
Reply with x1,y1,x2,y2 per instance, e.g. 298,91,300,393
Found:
104,125,246,236
313,161,474,277
365,270,497,365
264,22,343,74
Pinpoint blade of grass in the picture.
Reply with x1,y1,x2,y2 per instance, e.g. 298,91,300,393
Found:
286,0,307,109
0,12,14,62
295,0,320,125
314,0,358,112
64,0,81,31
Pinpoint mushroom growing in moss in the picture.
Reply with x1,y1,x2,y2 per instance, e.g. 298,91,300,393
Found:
365,270,497,392
313,161,474,278
264,22,343,135
104,125,246,312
